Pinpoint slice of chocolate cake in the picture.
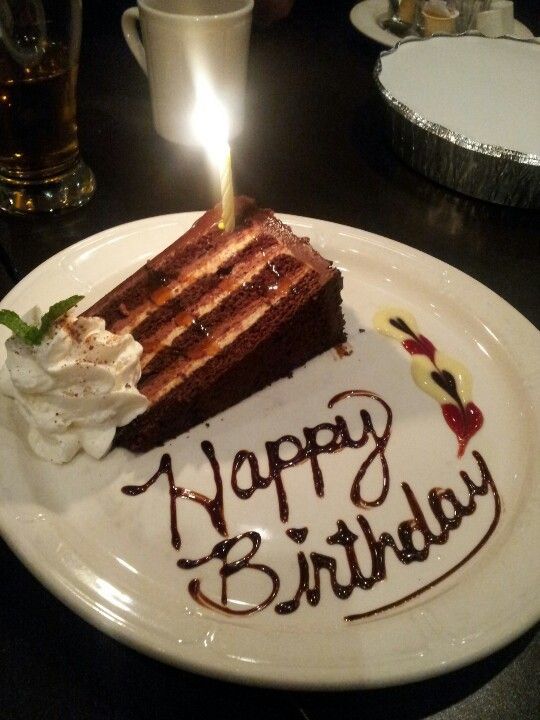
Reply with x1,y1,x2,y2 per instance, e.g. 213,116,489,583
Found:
84,197,346,452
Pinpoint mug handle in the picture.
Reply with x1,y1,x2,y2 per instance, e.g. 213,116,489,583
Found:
121,7,147,74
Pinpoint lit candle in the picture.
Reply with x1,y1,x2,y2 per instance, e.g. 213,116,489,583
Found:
218,143,235,233
192,82,235,232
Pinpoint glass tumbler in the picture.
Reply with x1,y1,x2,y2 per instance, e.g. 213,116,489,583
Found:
0,0,95,214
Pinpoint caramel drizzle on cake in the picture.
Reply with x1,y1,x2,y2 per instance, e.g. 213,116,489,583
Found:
137,234,294,371
111,215,268,335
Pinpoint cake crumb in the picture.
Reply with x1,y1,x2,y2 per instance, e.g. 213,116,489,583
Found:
334,343,353,358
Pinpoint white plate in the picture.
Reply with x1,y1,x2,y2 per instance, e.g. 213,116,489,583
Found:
349,0,534,47
0,214,539,690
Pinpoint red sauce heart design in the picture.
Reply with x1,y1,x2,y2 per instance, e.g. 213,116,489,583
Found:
442,402,484,457
402,335,436,362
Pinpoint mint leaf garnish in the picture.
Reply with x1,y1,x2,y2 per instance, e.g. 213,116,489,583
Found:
0,295,84,345
38,296,84,339
0,310,39,344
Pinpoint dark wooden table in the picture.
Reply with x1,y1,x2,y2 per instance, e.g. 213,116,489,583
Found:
1,1,538,718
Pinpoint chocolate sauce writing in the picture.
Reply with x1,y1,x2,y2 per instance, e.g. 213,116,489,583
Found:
121,390,500,620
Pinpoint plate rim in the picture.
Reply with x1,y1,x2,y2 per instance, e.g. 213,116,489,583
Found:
0,212,539,690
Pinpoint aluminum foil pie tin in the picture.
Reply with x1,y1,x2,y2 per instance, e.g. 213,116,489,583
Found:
374,33,540,208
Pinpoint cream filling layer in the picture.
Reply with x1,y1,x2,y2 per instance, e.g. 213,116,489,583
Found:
140,244,290,370
115,224,267,335
149,267,310,402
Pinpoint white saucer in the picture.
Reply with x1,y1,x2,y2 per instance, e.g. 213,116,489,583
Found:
350,0,534,46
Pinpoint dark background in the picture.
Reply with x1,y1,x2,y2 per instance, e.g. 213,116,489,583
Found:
0,1,539,718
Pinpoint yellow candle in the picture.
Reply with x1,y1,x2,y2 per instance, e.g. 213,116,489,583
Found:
219,144,235,232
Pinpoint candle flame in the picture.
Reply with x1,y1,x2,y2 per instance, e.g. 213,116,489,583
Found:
192,81,229,154
191,79,235,231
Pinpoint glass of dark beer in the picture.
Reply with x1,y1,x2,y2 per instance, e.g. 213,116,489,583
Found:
0,0,95,214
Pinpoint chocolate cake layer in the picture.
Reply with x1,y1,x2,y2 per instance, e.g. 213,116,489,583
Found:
85,198,346,452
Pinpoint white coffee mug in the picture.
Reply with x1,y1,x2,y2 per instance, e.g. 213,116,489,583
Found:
122,0,253,144
476,1,514,38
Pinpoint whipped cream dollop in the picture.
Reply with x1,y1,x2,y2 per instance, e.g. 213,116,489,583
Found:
0,309,149,463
